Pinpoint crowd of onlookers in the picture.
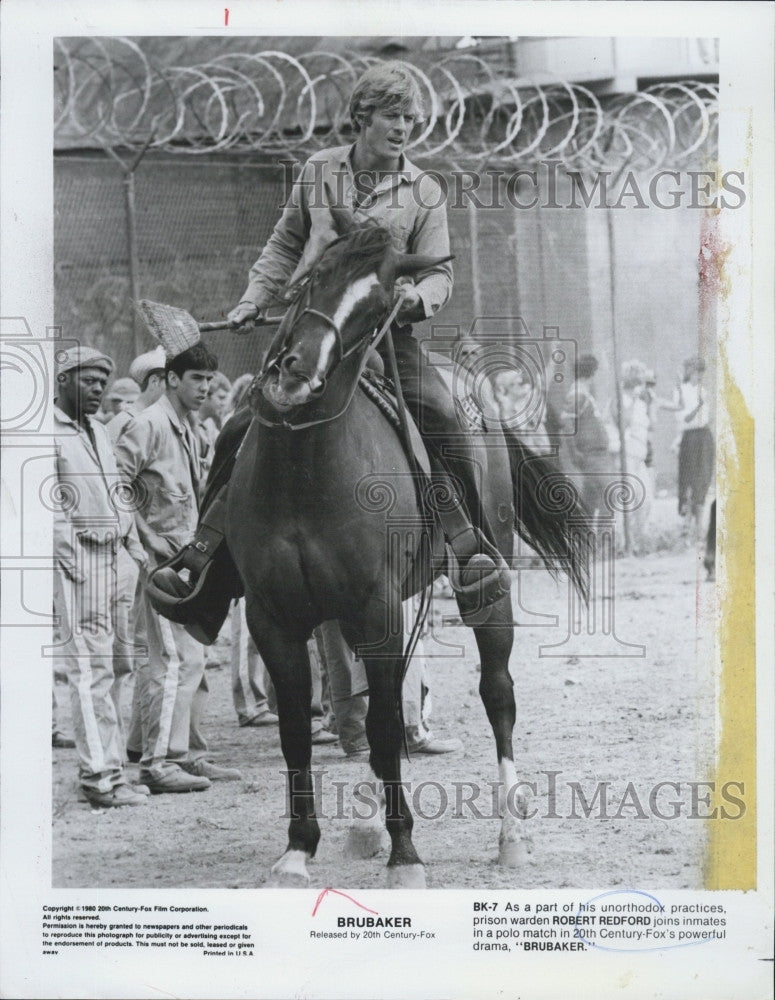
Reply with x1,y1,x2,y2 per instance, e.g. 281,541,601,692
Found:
53,339,715,807
491,351,715,555
52,343,460,808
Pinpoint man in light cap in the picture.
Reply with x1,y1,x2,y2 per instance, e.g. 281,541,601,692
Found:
106,345,168,756
97,376,140,425
53,345,150,807
107,347,167,445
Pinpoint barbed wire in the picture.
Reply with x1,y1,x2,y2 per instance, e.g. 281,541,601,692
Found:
54,38,718,172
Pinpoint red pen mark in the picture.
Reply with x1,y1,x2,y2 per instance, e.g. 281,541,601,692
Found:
224,8,229,26
311,887,379,917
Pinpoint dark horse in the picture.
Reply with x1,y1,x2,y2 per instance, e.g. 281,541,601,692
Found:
228,216,588,888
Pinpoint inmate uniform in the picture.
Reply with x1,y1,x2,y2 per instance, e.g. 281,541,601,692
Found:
113,395,207,781
53,405,146,795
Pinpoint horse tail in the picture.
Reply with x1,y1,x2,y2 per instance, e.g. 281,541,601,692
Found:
503,430,592,603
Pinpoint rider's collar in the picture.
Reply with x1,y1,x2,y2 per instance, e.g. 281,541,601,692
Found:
344,145,422,197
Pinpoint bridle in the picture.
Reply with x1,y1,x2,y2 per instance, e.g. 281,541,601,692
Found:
253,282,406,430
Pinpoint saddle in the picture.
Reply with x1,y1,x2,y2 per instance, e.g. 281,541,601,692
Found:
357,366,510,621
146,356,509,644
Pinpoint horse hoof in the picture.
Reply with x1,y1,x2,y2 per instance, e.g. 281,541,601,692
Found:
344,825,390,860
498,840,527,868
386,864,426,889
266,849,311,887
265,870,310,888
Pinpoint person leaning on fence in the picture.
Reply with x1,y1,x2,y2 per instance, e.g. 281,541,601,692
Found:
113,341,242,793
52,346,150,808
147,59,510,642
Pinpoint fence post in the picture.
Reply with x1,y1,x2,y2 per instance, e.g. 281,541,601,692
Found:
101,137,155,357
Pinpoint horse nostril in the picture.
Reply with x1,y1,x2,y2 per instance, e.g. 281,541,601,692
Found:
282,354,298,372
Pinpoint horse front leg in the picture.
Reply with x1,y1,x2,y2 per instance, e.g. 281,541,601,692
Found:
469,592,529,868
244,599,320,888
352,611,426,889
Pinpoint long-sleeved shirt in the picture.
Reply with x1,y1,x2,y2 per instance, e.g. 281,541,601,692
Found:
241,144,453,322
53,405,145,570
112,395,204,562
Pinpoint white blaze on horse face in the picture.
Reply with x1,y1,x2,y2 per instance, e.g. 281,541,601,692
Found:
308,331,336,391
305,273,380,391
332,272,380,332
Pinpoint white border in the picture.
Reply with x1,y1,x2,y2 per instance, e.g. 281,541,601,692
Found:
1,2,772,998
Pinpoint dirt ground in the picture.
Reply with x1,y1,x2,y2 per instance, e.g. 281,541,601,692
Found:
53,512,719,891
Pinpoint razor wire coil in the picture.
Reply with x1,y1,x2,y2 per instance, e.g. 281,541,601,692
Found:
54,38,718,171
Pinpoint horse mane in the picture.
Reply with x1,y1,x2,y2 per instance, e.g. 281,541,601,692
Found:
278,221,392,304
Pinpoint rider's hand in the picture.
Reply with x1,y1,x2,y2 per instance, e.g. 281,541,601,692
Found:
394,280,423,325
227,301,260,331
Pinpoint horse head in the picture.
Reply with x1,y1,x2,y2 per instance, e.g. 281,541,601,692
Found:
260,214,453,413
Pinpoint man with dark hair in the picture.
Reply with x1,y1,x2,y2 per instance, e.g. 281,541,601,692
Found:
107,345,168,759
114,342,241,793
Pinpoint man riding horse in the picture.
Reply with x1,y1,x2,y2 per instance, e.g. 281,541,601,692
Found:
150,61,510,636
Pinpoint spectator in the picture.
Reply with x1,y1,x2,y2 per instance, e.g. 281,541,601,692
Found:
561,353,611,526
659,356,715,537
107,346,167,444
619,360,651,553
53,346,149,807
230,599,279,728
674,356,714,528
114,342,242,793
96,376,140,424
199,371,232,451
108,346,168,757
493,364,553,456
223,373,255,421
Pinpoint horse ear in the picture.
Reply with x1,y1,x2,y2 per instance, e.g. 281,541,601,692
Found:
392,252,455,279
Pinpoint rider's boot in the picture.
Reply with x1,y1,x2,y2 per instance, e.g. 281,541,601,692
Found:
429,466,511,625
145,486,242,645
145,407,252,644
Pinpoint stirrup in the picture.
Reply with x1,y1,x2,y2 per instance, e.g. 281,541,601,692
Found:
146,551,236,645
145,489,238,644
146,548,211,623
446,532,511,626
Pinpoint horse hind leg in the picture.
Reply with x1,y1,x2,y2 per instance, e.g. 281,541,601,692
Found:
244,601,320,888
470,592,530,868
